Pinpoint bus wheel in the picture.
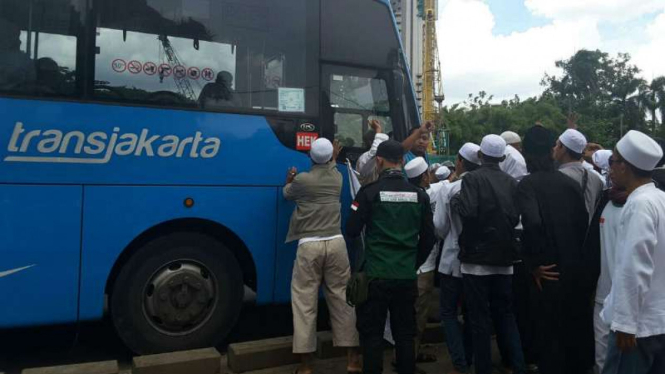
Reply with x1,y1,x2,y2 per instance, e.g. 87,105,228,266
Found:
110,232,243,354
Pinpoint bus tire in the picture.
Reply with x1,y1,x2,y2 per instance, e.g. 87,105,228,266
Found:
110,232,243,354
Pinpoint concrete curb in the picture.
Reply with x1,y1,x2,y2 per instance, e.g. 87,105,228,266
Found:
228,336,298,373
132,347,221,374
21,360,119,374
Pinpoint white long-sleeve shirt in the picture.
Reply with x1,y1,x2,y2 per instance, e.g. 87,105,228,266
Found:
595,201,624,304
356,133,389,185
434,175,465,278
601,183,665,338
418,182,447,274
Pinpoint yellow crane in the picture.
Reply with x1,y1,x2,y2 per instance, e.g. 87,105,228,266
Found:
421,0,445,153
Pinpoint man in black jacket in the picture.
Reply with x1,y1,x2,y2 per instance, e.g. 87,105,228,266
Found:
347,140,436,374
451,134,526,374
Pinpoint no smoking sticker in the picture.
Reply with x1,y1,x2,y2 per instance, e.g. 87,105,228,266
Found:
128,60,142,74
143,62,157,75
112,59,126,73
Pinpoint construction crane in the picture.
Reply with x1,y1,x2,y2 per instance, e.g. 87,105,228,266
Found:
158,35,197,102
421,0,445,154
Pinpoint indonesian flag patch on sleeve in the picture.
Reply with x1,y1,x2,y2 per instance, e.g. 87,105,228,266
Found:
351,201,359,211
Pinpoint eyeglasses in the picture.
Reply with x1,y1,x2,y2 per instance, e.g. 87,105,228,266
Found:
608,157,624,167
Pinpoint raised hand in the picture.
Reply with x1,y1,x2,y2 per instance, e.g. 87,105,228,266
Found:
332,139,343,161
368,119,382,134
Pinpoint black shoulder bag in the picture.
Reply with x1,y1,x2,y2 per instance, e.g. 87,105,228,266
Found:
346,235,369,307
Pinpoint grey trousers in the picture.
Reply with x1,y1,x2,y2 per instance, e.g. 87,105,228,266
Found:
291,237,359,353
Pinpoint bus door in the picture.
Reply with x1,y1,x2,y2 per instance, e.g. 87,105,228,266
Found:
0,185,82,327
321,64,404,164
0,0,86,327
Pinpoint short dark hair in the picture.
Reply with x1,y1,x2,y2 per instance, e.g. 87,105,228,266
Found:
481,153,504,164
458,155,479,172
408,175,424,186
563,145,583,160
627,162,653,179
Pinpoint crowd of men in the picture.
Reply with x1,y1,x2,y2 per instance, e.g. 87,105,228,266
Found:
283,119,665,374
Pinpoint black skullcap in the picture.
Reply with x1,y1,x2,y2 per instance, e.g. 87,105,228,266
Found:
523,125,555,157
377,140,404,161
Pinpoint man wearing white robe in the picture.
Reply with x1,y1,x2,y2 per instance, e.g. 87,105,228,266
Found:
601,130,665,374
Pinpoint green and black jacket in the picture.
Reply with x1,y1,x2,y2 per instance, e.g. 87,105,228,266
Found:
346,169,436,280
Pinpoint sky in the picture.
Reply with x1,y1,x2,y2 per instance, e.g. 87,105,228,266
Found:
437,0,665,105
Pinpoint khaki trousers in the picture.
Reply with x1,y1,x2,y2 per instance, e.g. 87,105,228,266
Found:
414,270,435,355
291,237,359,353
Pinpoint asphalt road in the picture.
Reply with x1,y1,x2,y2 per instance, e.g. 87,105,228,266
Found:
0,302,331,374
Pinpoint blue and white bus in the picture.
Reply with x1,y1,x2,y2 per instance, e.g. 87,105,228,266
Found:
0,0,421,353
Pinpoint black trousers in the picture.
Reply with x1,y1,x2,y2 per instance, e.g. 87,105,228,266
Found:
536,278,595,374
463,274,526,374
357,279,418,374
497,261,539,367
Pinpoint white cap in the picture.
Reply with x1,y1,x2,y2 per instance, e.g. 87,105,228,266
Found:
501,131,521,145
616,130,663,171
592,150,612,172
428,163,441,173
459,143,481,165
480,134,506,158
435,166,451,180
405,157,428,179
310,138,333,164
559,129,587,154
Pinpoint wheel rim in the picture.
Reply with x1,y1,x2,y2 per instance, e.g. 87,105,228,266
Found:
143,260,217,336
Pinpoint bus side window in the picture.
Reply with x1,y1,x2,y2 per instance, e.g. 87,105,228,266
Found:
92,0,316,116
0,1,83,98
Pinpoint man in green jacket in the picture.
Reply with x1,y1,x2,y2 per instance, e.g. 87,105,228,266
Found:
347,140,436,374
284,138,361,374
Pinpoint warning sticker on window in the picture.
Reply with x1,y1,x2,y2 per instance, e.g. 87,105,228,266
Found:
278,87,305,113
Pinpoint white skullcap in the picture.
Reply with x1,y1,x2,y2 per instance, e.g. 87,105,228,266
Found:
480,134,507,158
459,143,481,165
501,131,521,145
592,150,612,172
559,129,587,154
310,138,333,164
616,130,663,171
405,157,428,179
435,166,451,180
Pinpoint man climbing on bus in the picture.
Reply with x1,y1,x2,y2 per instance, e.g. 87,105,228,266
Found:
284,138,362,374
